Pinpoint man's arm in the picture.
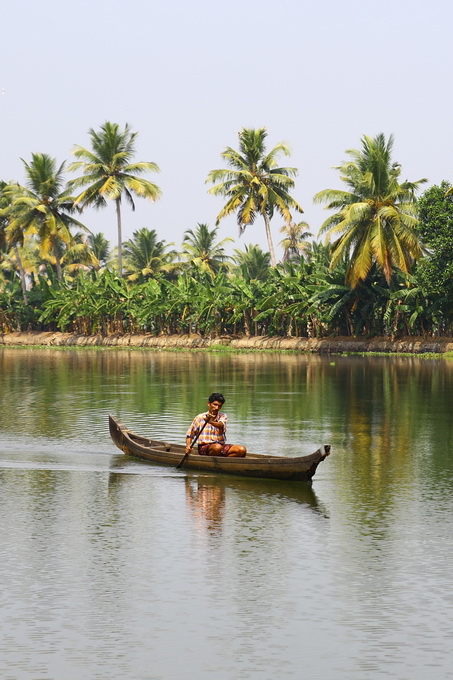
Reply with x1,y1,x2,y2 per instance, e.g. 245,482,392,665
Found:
185,417,197,453
185,415,205,453
206,412,226,434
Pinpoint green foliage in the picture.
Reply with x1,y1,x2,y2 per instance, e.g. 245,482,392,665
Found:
2,127,453,339
2,153,88,284
69,122,162,275
0,275,53,331
123,228,177,281
232,244,271,281
207,128,303,266
279,220,313,262
1,244,451,338
315,133,426,288
181,223,232,276
88,232,110,268
415,182,453,328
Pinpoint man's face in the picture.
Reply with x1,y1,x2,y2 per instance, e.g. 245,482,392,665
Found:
208,400,223,415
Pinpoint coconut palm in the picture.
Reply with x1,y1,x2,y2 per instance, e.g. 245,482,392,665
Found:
123,227,177,281
88,232,110,270
51,233,100,278
69,122,162,276
207,127,303,267
233,244,271,281
1,179,30,302
181,223,232,276
279,220,313,262
0,181,6,248
314,133,427,288
2,154,87,284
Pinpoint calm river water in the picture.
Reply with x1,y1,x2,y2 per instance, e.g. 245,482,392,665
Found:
1,348,452,680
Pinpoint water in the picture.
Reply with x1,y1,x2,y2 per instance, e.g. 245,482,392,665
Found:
1,348,453,679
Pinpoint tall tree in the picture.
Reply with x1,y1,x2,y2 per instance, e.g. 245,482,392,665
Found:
181,223,232,276
314,133,427,288
206,127,303,267
279,220,312,262
2,154,87,283
0,181,6,250
0,180,28,302
416,181,453,326
69,122,162,276
123,227,176,281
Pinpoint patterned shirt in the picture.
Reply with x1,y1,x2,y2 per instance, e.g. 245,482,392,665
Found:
186,412,227,445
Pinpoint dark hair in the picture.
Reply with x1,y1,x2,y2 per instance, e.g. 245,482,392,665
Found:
208,392,225,405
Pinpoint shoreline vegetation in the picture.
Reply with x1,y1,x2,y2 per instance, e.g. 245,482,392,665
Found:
2,128,452,344
2,331,453,355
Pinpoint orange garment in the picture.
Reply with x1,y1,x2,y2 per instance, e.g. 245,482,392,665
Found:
186,411,227,444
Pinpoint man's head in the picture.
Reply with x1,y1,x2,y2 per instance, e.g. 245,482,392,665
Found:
208,392,225,407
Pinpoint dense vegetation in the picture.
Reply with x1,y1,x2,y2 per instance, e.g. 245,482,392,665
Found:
1,125,452,338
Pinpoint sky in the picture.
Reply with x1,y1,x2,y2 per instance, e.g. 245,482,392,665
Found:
1,0,452,260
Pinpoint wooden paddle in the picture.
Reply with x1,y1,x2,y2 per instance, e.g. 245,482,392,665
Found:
176,417,209,469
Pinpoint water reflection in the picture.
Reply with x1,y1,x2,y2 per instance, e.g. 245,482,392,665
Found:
185,479,225,534
2,347,453,535
2,348,453,679
108,452,326,519
2,348,452,456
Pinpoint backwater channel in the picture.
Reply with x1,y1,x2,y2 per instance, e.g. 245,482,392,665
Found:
1,347,452,680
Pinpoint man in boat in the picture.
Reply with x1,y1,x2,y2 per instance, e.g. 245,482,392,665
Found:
185,393,247,458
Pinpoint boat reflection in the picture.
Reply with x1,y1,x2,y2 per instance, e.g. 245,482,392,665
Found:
107,456,328,521
185,472,327,514
182,474,329,536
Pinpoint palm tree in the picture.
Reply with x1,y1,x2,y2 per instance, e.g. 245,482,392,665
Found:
0,240,41,289
181,223,232,276
233,244,271,281
123,227,177,281
0,181,6,249
279,220,313,262
88,232,110,270
2,154,87,283
1,182,29,303
1,179,33,303
206,127,303,267
68,122,162,276
52,233,100,278
314,133,427,288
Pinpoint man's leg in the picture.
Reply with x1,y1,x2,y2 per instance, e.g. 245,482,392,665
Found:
205,443,224,456
225,445,246,457
205,443,246,457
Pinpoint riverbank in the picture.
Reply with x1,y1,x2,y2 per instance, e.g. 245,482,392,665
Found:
2,331,453,354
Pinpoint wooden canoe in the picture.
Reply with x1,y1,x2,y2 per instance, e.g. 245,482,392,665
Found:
109,415,331,482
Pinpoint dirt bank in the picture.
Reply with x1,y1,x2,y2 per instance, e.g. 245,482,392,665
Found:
1,331,453,354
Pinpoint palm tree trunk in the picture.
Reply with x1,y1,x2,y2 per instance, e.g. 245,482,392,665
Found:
116,198,123,276
243,311,251,336
14,245,28,305
53,239,63,282
262,211,277,267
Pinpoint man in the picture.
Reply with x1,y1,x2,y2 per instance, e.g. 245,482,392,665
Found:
185,393,247,457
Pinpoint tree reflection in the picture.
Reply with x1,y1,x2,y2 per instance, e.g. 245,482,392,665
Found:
1,348,452,525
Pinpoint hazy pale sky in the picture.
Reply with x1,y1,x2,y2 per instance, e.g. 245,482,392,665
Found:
1,0,452,259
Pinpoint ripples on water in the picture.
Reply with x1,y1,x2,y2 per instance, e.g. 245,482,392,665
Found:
1,349,453,679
